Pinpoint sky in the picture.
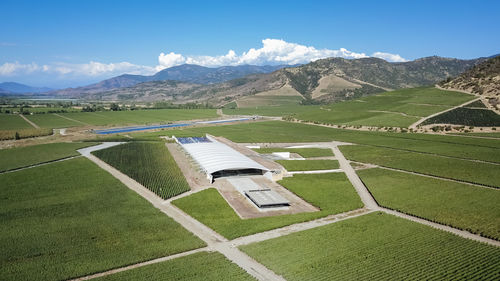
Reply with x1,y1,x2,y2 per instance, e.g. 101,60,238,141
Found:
1,0,499,88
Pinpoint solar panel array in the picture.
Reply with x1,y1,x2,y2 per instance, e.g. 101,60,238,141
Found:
177,137,212,144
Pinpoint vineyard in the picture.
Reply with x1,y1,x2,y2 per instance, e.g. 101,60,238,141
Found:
0,128,53,141
276,159,340,171
92,142,190,199
422,107,500,126
241,212,500,281
97,252,254,281
253,147,334,158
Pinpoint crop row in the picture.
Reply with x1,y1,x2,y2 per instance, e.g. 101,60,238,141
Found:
93,142,190,199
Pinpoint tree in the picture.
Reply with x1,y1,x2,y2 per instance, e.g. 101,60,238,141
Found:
15,132,20,140
110,103,120,111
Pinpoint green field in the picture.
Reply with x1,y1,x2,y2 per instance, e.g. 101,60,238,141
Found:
96,252,254,281
223,87,474,128
276,160,339,171
0,128,53,141
139,121,500,163
452,132,500,138
173,173,362,239
0,142,96,172
241,212,500,281
236,95,304,108
423,107,500,126
253,147,334,158
25,113,80,128
0,114,32,130
0,158,204,281
359,168,500,240
340,145,500,188
60,109,218,126
92,142,190,199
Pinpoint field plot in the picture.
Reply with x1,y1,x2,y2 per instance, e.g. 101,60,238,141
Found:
173,173,362,239
277,159,339,171
293,87,473,127
358,168,500,240
96,252,254,281
149,121,500,162
236,95,303,108
340,145,500,188
0,158,204,281
223,105,318,117
92,142,190,199
253,147,334,158
423,107,500,126
0,142,96,172
0,128,53,141
25,113,80,128
241,212,500,281
453,132,500,138
60,109,218,126
0,114,32,130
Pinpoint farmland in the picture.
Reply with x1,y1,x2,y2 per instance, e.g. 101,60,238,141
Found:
172,173,363,239
340,144,500,188
0,142,96,172
253,147,334,158
359,168,500,240
96,252,254,281
241,212,500,281
276,159,339,171
0,127,53,140
423,107,500,126
25,113,81,128
0,114,32,130
150,121,500,162
0,157,204,281
92,142,190,199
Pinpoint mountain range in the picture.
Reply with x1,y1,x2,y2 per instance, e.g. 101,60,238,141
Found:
56,56,485,106
0,82,53,94
47,64,288,97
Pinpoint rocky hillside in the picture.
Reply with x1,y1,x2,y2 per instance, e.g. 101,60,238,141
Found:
440,56,499,97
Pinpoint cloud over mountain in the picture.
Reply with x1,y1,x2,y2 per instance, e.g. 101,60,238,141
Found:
157,39,403,69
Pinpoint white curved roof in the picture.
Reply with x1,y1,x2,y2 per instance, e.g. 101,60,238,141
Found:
177,136,269,175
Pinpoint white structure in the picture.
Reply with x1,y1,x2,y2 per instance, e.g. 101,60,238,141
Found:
174,135,270,182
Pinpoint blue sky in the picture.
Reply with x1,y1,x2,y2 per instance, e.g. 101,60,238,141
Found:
1,0,499,88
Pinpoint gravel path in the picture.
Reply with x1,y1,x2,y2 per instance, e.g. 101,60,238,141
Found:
19,114,39,129
409,97,480,129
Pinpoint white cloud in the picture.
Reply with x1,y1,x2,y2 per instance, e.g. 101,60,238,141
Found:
156,39,408,69
0,61,155,77
0,62,42,75
371,51,408,62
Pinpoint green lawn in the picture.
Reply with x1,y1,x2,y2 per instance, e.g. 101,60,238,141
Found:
276,160,339,171
358,168,500,240
0,142,97,172
96,252,254,281
340,145,500,188
253,147,334,158
0,114,32,130
0,157,204,281
25,113,80,128
135,121,500,163
172,173,362,239
92,142,190,199
241,212,500,281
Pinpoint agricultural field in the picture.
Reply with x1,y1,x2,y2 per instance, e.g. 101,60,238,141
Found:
253,147,334,158
235,95,303,108
423,107,500,126
241,212,500,281
173,173,363,239
464,100,488,108
0,142,96,172
92,142,190,199
60,108,218,126
25,113,80,128
358,168,500,240
223,105,316,117
0,114,32,130
452,132,500,138
142,121,500,162
340,145,500,188
276,159,339,171
96,252,254,281
0,157,204,281
0,128,53,141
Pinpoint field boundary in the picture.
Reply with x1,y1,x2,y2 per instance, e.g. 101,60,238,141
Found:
54,113,90,125
0,155,81,174
18,114,40,129
409,97,480,129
